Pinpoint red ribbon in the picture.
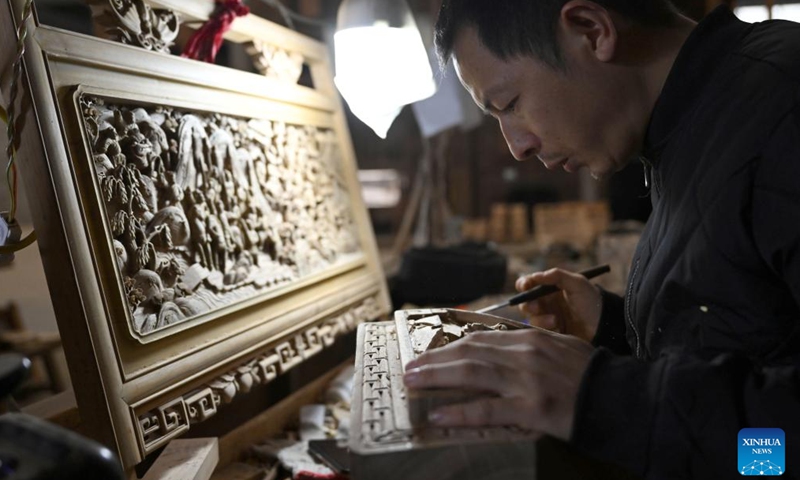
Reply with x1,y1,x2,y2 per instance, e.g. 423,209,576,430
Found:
181,0,250,63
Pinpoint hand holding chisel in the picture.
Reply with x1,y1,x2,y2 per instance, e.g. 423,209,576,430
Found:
476,264,611,314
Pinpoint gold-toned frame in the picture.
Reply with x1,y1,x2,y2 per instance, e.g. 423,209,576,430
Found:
1,0,391,472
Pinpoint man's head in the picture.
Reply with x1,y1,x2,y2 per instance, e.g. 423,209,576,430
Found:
435,0,692,179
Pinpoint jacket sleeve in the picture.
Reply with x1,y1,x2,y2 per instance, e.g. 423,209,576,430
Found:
570,102,800,479
591,288,632,355
571,348,800,478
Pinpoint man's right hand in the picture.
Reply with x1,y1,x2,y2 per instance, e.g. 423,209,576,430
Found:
515,268,602,343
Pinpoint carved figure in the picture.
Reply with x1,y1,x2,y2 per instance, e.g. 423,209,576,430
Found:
246,40,304,84
146,206,190,250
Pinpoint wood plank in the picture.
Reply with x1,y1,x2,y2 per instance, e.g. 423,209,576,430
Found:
210,463,266,480
143,438,218,480
20,389,82,432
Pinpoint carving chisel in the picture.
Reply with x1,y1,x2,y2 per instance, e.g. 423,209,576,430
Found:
476,264,611,314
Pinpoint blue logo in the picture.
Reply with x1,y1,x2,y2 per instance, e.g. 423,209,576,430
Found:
739,428,785,476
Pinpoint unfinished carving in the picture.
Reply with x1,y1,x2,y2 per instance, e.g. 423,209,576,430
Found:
352,311,537,454
135,295,382,454
80,95,363,336
407,314,508,355
246,40,305,84
87,0,180,54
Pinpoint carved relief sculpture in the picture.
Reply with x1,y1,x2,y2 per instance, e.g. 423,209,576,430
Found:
87,0,181,54
136,295,383,453
1,0,391,470
246,40,305,84
80,95,363,336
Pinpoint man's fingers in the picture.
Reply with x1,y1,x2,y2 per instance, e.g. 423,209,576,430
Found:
406,330,570,372
515,275,531,291
404,359,514,393
405,340,490,369
519,299,543,315
406,336,528,371
460,328,563,346
526,314,557,330
517,268,589,293
428,397,541,432
408,331,535,371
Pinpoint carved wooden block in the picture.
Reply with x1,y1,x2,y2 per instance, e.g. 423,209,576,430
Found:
351,311,644,480
350,310,539,480
0,0,390,474
396,309,527,428
142,437,218,480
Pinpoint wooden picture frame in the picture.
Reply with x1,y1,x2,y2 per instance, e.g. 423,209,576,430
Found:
0,0,390,472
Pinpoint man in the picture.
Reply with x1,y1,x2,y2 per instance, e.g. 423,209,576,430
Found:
402,0,800,478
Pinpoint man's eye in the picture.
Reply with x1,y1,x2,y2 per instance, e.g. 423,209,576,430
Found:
501,97,518,113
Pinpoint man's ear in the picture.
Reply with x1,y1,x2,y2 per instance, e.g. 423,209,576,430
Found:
559,0,618,62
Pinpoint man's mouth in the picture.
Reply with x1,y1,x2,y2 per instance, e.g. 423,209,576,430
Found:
563,158,580,173
541,155,606,179
539,156,568,171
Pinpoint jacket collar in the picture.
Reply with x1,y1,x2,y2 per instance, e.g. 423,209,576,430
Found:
642,6,752,161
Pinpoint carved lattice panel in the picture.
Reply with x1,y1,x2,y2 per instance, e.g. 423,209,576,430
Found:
87,0,180,54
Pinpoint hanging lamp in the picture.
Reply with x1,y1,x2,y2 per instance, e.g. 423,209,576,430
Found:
334,0,436,138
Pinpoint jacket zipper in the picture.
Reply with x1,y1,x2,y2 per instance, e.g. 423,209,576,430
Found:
626,257,642,358
641,156,652,189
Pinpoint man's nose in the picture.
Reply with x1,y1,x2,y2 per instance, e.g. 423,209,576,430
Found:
499,119,540,161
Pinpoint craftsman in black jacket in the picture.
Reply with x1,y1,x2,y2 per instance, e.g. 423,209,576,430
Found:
402,1,800,478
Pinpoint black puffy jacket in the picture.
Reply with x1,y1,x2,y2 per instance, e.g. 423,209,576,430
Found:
571,7,800,479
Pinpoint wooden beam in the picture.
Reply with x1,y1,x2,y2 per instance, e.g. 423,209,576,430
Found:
21,388,83,434
143,438,218,480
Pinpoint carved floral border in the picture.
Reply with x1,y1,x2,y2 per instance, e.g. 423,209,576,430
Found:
87,0,308,86
134,294,383,454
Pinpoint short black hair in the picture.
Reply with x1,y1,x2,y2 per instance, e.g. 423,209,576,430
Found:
435,0,679,70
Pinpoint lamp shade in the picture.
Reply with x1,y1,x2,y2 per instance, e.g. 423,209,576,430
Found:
334,0,436,139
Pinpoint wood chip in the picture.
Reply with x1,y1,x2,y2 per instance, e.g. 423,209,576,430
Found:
411,326,445,354
442,323,463,339
413,315,443,328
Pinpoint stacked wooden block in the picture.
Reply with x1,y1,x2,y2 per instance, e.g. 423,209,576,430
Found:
533,201,610,251
462,203,531,244
461,201,611,250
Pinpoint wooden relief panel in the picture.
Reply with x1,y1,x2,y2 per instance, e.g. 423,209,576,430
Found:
2,0,391,469
135,294,383,454
79,94,363,337
87,0,180,54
